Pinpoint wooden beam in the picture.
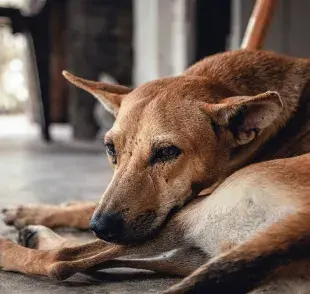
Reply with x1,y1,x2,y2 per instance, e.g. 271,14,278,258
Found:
241,0,278,50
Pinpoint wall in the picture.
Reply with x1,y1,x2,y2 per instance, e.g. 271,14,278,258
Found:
133,0,196,85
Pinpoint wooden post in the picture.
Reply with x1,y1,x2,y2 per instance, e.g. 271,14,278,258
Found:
241,0,278,50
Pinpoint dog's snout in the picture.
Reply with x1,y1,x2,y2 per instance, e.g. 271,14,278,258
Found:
90,212,125,243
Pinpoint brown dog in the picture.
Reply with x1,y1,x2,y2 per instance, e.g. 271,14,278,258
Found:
2,50,310,293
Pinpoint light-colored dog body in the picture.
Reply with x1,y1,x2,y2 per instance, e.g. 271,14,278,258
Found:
178,155,310,293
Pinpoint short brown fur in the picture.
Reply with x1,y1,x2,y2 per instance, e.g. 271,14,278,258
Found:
2,50,310,293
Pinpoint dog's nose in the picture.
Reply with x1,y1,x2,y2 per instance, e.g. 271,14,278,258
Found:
90,211,125,243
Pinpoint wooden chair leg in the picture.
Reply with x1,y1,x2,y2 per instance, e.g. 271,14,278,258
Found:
241,0,278,50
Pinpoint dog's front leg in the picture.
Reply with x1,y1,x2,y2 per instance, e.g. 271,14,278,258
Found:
2,201,96,229
0,238,119,279
17,225,205,276
0,209,197,280
19,226,185,280
90,247,207,277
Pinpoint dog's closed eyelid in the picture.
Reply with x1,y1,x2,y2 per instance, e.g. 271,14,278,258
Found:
104,136,114,145
150,145,182,165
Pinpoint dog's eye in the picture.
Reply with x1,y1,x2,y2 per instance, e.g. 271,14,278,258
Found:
151,145,181,165
105,142,117,164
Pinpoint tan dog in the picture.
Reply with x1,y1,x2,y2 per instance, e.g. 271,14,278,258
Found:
2,50,310,293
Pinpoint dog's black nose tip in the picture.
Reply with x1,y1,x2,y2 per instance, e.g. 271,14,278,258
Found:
90,212,125,243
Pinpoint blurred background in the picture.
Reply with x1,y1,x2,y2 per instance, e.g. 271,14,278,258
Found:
1,0,309,143
1,1,310,292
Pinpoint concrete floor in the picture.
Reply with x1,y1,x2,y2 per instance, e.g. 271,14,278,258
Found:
0,116,177,294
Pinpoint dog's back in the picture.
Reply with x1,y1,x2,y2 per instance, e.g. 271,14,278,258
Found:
185,50,310,98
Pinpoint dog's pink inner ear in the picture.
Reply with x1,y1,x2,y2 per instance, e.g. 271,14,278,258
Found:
209,91,283,145
62,71,132,115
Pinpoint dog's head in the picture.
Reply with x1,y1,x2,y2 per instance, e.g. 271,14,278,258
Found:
63,71,283,244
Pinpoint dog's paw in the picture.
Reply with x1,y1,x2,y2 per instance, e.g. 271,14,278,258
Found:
2,205,37,229
2,206,28,228
18,225,40,249
18,225,67,250
1,204,59,229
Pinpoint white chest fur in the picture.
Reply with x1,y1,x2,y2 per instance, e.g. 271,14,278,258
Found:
184,173,297,257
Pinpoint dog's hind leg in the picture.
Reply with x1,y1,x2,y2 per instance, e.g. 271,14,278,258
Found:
163,210,310,294
2,201,95,229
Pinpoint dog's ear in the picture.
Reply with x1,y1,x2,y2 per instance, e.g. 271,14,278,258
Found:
62,71,132,115
207,91,283,146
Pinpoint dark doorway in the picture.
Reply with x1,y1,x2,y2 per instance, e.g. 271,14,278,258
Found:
195,0,231,61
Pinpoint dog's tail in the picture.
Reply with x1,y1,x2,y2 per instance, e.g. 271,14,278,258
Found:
164,209,310,294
